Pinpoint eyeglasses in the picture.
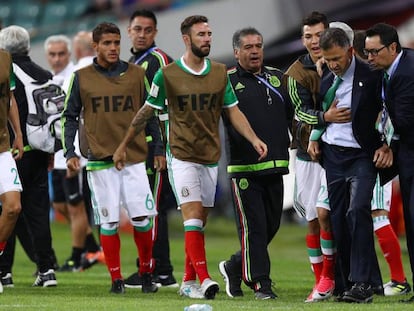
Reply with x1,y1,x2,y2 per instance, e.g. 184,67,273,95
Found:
363,45,388,57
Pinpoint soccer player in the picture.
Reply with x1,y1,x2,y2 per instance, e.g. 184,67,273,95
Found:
113,15,267,299
0,48,23,293
123,9,178,289
62,22,158,294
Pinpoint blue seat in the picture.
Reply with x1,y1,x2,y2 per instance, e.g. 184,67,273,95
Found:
0,4,12,26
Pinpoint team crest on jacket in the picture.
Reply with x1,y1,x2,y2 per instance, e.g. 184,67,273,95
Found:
239,178,249,190
181,186,190,197
269,75,281,88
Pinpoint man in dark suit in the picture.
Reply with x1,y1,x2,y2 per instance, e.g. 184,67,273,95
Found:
308,27,393,303
366,23,414,303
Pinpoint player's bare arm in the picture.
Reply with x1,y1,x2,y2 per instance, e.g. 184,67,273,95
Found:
8,92,24,160
225,105,268,161
113,104,155,170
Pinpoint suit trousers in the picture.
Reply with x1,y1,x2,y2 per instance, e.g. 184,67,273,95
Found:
398,142,414,286
321,143,382,288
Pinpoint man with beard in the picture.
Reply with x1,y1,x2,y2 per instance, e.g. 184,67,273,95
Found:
113,15,268,300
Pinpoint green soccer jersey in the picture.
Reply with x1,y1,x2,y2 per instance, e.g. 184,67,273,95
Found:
145,57,238,164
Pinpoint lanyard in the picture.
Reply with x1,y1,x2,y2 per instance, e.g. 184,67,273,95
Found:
255,74,284,103
134,47,156,65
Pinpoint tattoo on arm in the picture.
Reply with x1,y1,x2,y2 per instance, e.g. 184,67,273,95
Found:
131,105,154,135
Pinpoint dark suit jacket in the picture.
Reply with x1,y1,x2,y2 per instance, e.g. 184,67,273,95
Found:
320,57,383,159
385,48,414,146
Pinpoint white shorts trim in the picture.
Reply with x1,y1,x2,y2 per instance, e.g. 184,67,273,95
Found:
87,163,157,224
0,152,22,194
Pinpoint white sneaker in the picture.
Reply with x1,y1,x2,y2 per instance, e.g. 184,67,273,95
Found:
0,281,3,294
200,278,219,299
179,281,204,299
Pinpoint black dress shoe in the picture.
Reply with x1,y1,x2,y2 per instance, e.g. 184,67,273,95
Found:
342,282,373,303
400,295,414,303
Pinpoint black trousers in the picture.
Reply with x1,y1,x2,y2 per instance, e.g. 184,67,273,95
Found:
322,143,382,290
147,169,176,275
227,174,283,288
398,143,414,286
0,150,54,273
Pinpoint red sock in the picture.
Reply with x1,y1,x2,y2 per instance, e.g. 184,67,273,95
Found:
0,241,6,253
183,247,196,282
375,224,406,282
100,233,122,281
320,230,335,280
185,230,210,284
133,229,154,274
306,234,323,284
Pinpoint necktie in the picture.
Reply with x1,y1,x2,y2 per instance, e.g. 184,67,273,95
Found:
383,72,389,89
309,76,343,141
322,77,343,111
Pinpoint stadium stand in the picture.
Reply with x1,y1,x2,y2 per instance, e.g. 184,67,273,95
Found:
0,0,208,43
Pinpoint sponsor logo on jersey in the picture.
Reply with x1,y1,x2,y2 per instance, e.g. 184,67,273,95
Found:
91,95,134,113
176,93,219,111
234,82,245,91
150,83,159,97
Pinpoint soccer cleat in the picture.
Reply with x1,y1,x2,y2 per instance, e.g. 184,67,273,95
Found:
305,286,317,303
141,273,158,293
254,288,277,300
58,259,81,272
218,260,243,297
179,281,204,299
1,273,14,288
200,278,219,299
154,273,179,288
312,276,335,301
124,272,142,288
384,280,411,296
32,269,57,287
80,250,105,270
342,282,373,303
110,279,125,294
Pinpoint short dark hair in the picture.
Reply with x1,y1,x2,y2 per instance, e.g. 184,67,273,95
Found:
129,9,157,26
353,30,367,60
92,22,120,43
366,23,401,53
180,15,208,35
320,27,350,50
302,11,328,31
232,27,263,49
